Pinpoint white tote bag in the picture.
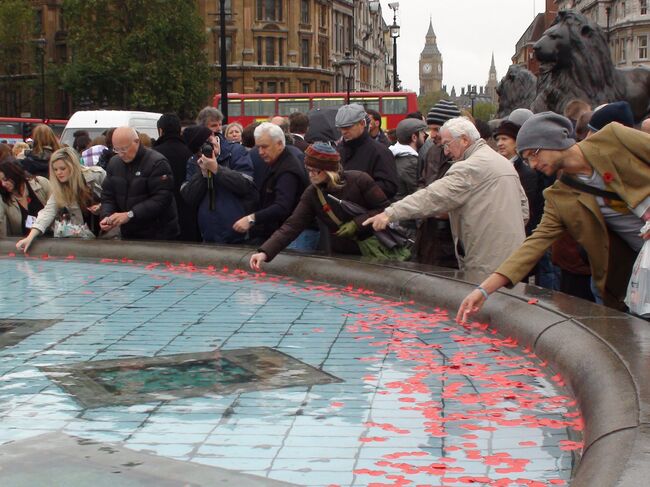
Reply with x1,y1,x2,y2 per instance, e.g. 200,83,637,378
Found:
625,222,650,318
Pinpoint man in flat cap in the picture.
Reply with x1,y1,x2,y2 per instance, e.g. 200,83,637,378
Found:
458,112,650,321
336,103,399,200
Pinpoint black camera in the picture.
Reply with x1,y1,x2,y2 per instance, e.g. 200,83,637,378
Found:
201,142,214,158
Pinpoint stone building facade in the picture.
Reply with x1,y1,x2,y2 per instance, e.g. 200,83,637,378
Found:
2,0,392,119
555,0,650,68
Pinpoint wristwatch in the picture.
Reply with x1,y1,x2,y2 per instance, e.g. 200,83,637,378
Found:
247,215,255,226
127,210,134,220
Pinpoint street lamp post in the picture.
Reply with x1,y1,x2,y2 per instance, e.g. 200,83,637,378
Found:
469,88,477,117
338,51,356,105
219,0,229,123
34,37,46,120
388,2,400,92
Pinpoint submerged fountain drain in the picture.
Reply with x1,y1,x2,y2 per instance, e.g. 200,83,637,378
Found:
41,346,342,408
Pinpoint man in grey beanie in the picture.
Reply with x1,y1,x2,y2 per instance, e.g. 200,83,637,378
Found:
458,112,650,321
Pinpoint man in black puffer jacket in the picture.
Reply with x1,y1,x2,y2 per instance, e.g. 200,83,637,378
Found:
100,127,179,240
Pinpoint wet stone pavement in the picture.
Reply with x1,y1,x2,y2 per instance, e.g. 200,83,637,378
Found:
0,256,582,487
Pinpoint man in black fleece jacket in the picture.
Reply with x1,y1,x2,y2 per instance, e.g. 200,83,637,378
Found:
336,103,398,200
232,122,308,243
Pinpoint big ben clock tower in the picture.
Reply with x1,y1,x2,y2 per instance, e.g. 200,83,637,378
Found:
419,18,443,95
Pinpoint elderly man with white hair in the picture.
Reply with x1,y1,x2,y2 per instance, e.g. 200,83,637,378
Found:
233,122,308,243
364,117,529,280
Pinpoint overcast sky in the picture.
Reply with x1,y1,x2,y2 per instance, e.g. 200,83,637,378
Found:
378,0,546,93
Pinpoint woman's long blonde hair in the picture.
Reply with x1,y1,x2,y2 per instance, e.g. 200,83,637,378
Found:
32,124,62,155
322,165,344,191
49,147,93,209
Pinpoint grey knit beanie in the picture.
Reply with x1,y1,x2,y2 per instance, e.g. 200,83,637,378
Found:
427,100,461,126
516,112,576,155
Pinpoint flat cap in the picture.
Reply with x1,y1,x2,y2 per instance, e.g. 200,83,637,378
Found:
396,118,428,144
335,103,366,128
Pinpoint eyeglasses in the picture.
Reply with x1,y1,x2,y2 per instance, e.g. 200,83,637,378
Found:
306,167,322,175
441,137,458,150
523,148,541,164
114,140,136,154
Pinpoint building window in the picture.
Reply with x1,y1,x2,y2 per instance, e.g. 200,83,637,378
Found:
257,37,263,65
278,39,284,65
320,4,327,27
266,37,276,65
301,0,309,24
302,82,311,93
642,0,648,15
319,39,327,68
639,35,648,59
301,38,310,66
257,0,282,21
216,35,233,65
619,39,627,63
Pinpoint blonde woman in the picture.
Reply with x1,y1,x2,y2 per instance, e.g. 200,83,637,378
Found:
21,124,62,178
16,147,105,253
224,122,244,144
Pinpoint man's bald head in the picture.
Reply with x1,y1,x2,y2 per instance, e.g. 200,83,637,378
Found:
112,127,140,163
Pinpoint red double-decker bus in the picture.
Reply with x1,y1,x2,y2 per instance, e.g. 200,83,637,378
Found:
213,91,418,131
0,117,68,145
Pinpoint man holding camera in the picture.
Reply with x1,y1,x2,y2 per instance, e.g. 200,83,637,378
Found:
180,125,256,244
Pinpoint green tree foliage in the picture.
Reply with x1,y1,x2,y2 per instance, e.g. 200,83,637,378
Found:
0,0,32,76
61,0,209,117
0,0,35,115
417,91,447,116
473,102,497,122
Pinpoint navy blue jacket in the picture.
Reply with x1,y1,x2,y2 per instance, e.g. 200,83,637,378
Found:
182,135,256,244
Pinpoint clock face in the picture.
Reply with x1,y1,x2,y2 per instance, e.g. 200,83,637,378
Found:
423,63,432,74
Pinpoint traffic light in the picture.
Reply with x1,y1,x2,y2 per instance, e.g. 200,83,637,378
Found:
22,122,33,140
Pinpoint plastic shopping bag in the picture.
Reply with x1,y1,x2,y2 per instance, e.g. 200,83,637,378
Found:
625,222,650,317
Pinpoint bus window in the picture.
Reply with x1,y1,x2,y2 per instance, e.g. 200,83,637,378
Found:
228,99,242,117
278,99,310,115
350,97,380,112
313,98,345,109
0,123,19,135
382,97,408,115
243,99,275,117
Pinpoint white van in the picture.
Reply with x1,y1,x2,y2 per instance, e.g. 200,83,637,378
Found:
60,110,162,147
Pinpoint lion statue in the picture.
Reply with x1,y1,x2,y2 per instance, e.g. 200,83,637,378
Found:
532,10,650,122
496,65,538,118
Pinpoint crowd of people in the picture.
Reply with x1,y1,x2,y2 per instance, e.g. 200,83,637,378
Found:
0,98,648,318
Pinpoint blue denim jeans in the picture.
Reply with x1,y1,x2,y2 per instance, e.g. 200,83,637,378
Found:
287,229,320,253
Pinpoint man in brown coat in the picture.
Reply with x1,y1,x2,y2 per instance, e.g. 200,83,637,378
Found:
458,113,650,321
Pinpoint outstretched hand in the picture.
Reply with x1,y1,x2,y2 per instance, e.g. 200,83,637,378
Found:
16,236,34,254
455,289,487,323
249,252,268,272
362,212,390,231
